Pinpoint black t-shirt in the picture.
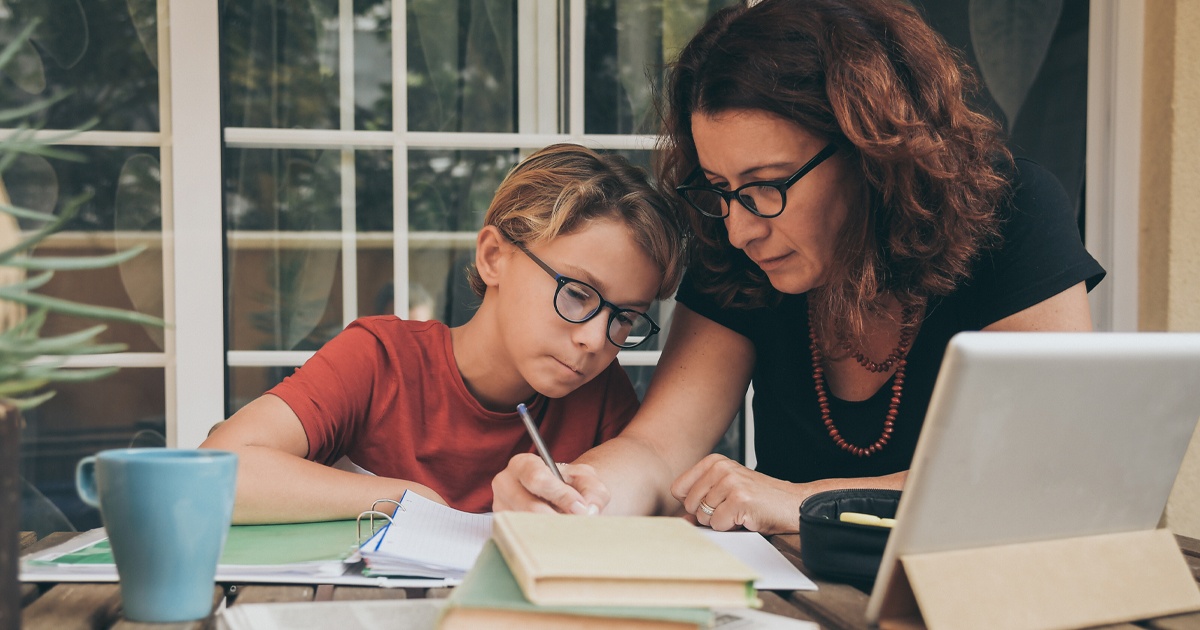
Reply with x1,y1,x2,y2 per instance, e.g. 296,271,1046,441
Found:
675,159,1106,483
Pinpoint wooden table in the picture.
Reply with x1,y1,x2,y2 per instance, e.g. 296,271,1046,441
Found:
18,532,1200,629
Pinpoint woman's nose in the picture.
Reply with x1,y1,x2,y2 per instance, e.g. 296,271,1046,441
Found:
723,202,769,250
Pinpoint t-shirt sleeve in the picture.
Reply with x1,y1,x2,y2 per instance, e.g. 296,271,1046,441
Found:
674,270,757,340
267,322,383,464
594,362,640,444
966,159,1107,327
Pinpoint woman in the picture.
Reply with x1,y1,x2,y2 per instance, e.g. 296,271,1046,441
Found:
492,0,1104,533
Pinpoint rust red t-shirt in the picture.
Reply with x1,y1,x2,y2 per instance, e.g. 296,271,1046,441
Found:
268,316,638,513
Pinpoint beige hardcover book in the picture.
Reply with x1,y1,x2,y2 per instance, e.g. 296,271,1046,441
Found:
491,512,759,608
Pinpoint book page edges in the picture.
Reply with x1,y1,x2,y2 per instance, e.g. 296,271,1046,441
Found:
439,608,704,630
525,575,758,608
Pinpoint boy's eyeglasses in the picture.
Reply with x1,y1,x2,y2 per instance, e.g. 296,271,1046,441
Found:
675,143,837,219
512,241,660,349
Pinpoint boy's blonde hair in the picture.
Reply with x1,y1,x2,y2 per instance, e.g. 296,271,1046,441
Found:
467,143,684,300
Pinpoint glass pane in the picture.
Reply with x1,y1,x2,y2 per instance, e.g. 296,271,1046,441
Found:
914,0,1089,221
356,150,394,316
225,147,344,351
355,0,394,130
229,366,294,415
0,0,160,131
584,0,737,134
222,0,337,129
19,368,166,535
8,147,165,353
409,148,517,326
407,0,517,132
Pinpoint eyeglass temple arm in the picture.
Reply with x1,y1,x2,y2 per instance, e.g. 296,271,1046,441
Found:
509,238,562,282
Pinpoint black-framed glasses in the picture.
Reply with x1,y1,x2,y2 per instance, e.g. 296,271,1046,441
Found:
675,143,838,219
512,241,660,349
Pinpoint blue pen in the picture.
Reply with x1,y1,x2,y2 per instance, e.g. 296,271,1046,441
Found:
517,403,566,483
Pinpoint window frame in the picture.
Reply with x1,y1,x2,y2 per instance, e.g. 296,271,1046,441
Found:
0,0,1143,450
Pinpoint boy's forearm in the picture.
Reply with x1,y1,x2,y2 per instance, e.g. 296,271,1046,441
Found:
226,445,442,524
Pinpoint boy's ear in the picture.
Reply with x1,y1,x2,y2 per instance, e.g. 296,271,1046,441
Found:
475,225,511,288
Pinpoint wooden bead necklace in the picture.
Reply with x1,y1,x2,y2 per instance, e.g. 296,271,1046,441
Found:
808,304,919,457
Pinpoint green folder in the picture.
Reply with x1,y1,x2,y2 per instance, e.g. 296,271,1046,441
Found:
35,520,360,567
440,540,714,628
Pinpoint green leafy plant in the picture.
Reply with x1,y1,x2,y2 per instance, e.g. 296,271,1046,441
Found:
0,21,165,410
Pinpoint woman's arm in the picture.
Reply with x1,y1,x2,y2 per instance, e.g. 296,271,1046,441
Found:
983,282,1093,332
671,282,1095,533
201,395,444,524
492,305,756,516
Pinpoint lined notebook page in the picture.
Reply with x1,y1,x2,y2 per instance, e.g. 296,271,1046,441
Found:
370,492,493,571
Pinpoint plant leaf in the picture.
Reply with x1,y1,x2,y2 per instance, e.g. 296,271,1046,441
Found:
0,288,167,327
0,91,70,123
7,390,57,410
0,377,50,396
0,203,58,223
0,21,39,72
0,270,54,292
3,245,148,271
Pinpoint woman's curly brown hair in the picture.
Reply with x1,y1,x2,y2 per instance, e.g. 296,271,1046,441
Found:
657,0,1012,344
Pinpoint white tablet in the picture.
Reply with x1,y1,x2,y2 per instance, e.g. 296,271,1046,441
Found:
865,332,1200,622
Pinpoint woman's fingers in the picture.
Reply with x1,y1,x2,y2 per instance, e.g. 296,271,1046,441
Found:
672,454,737,525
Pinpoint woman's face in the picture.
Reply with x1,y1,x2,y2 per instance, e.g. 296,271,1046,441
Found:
690,109,856,295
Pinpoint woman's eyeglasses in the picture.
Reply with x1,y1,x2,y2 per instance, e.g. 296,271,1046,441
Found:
512,241,660,349
675,143,837,219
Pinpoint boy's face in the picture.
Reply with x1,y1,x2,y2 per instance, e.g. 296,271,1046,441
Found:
500,219,661,399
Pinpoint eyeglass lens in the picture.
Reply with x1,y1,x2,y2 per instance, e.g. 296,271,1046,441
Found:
684,185,784,218
555,281,654,348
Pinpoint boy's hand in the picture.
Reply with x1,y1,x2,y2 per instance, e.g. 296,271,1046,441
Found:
492,453,609,515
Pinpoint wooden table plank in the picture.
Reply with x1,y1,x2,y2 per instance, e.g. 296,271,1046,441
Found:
1174,535,1200,559
109,586,224,630
769,534,872,630
1141,612,1200,629
20,532,80,557
331,586,409,601
759,590,821,624
231,585,315,605
21,583,122,630
19,531,37,551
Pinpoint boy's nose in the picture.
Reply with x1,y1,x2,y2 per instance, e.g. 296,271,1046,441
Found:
572,312,610,352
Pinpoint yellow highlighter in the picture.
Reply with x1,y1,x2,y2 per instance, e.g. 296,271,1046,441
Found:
839,512,896,528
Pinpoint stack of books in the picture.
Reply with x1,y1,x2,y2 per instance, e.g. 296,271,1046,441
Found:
439,512,762,629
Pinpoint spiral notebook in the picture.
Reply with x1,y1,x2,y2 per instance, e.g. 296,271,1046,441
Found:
357,490,493,579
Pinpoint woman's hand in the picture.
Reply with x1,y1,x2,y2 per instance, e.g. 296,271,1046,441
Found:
491,453,609,515
671,454,816,534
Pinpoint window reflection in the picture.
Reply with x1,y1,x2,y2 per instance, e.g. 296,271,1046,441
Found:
0,0,159,131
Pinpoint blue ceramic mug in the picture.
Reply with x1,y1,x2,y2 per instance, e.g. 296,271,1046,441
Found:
76,448,238,622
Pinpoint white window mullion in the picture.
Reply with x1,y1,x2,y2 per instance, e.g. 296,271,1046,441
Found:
568,0,585,138
223,128,657,151
393,0,409,317
340,0,359,327
168,0,226,447
157,0,178,448
1086,0,1142,332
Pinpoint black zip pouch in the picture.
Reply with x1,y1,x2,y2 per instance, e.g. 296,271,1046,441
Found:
798,488,901,591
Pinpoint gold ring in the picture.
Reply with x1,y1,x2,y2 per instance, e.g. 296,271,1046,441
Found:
699,501,716,516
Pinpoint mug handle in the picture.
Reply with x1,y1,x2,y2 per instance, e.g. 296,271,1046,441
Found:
76,456,100,508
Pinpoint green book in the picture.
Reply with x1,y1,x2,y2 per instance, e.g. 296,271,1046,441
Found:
32,520,359,568
438,540,714,630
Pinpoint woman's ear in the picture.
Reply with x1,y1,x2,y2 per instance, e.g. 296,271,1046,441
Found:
475,225,511,288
